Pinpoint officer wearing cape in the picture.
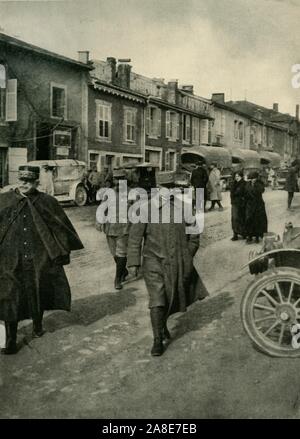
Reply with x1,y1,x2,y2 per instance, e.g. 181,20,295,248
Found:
0,165,84,354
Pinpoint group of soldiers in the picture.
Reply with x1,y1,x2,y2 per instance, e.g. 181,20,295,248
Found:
0,164,208,358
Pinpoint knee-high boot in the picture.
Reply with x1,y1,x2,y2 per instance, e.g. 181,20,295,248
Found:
114,256,124,290
32,311,45,338
120,257,128,283
1,321,18,355
150,307,165,356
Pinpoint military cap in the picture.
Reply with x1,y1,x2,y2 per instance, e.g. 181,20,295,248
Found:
18,165,40,181
248,171,259,180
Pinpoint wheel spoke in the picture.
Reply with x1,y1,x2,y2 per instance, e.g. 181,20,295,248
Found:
254,315,276,324
287,282,295,304
254,303,276,313
278,323,286,345
275,282,284,303
294,298,300,308
262,320,280,336
260,289,280,307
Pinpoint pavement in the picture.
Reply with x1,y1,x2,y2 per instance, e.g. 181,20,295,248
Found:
1,189,300,418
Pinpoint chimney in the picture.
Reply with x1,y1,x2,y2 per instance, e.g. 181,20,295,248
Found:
273,103,279,112
167,80,178,104
116,63,132,89
106,57,117,83
78,51,89,64
212,93,225,104
182,85,194,94
296,104,299,121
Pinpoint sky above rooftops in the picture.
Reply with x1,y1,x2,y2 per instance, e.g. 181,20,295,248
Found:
1,0,300,115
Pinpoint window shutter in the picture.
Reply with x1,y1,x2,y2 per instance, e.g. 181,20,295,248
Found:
200,119,209,144
116,157,121,167
157,108,161,137
146,107,150,135
134,110,137,142
100,155,106,171
165,151,170,170
221,114,226,136
166,111,170,138
176,113,180,140
123,108,127,141
187,116,191,142
6,79,17,122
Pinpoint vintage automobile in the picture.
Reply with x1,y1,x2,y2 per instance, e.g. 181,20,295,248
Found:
241,223,300,357
181,145,232,189
231,148,261,178
2,159,89,206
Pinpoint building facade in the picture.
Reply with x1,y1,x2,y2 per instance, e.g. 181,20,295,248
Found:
211,94,298,164
91,58,213,170
0,33,91,186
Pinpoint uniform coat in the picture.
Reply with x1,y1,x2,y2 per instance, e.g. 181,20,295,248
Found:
244,180,268,238
284,166,299,193
127,196,208,317
0,189,84,321
230,178,246,237
207,168,222,201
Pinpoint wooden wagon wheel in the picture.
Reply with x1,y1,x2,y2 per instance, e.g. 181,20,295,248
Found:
241,268,300,357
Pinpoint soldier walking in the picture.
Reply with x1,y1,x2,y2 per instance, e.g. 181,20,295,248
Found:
0,165,84,354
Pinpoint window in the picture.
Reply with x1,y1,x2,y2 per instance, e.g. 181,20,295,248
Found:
124,107,137,142
200,119,209,144
234,120,239,139
166,111,179,141
51,83,67,119
165,150,176,171
0,64,5,121
182,114,191,142
238,122,244,140
89,152,100,170
192,118,200,145
96,100,112,141
146,106,161,137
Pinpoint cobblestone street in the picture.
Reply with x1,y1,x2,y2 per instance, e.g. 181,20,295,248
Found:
2,189,300,418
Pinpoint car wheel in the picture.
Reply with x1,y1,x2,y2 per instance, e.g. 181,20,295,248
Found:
75,185,88,206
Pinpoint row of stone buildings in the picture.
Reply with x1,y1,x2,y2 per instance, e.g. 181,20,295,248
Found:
0,32,299,186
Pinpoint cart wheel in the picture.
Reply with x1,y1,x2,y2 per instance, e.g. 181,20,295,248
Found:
75,185,88,206
241,268,300,357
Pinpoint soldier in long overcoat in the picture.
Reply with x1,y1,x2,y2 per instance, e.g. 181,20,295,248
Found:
0,165,84,354
230,171,246,240
207,163,223,211
284,164,299,210
127,179,209,356
244,171,268,243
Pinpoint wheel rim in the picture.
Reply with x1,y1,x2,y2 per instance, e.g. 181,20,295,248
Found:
76,187,86,205
250,278,300,351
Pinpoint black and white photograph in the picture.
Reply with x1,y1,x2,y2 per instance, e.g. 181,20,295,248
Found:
1,0,300,422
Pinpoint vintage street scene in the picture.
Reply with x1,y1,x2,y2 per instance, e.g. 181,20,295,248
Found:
1,0,300,420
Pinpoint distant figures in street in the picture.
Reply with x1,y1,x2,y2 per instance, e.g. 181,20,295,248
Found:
230,171,246,241
207,162,224,211
284,163,299,210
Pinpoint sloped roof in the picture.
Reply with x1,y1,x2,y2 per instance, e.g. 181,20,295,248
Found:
0,33,93,70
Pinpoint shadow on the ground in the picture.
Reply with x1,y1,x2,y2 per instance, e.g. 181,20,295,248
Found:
19,287,137,337
170,291,235,342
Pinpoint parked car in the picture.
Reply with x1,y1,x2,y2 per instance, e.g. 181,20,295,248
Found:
2,159,89,206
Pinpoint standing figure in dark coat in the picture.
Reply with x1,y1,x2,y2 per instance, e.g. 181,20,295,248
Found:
230,171,246,241
0,165,84,354
127,177,209,357
244,171,268,244
284,164,299,210
190,161,209,211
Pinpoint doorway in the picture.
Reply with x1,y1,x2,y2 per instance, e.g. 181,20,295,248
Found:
36,129,51,160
